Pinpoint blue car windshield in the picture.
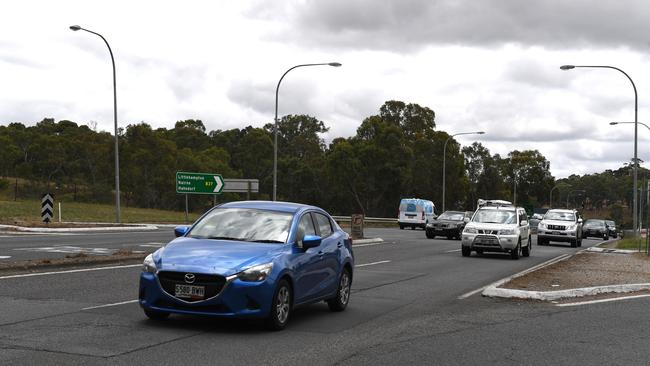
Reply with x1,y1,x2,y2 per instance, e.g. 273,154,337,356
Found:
187,208,293,243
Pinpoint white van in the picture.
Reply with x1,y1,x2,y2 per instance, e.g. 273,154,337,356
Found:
398,198,436,230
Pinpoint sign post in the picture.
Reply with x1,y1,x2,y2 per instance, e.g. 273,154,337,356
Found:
41,193,54,223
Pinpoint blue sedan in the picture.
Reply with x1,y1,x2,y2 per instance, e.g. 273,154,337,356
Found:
139,201,354,330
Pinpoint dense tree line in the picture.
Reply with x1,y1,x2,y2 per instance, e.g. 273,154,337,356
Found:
0,100,638,217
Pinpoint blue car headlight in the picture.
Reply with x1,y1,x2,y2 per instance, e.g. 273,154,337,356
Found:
237,263,274,282
143,254,157,273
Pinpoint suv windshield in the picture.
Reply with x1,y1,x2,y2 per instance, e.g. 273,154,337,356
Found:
187,208,292,243
544,211,575,221
438,212,465,221
472,209,517,224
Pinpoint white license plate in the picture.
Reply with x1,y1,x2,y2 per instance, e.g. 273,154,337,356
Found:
175,284,205,299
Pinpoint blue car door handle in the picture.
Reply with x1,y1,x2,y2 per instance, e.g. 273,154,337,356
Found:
337,242,343,248
318,251,324,256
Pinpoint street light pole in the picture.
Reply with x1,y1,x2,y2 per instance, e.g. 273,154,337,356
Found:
70,25,120,223
550,183,571,208
273,62,341,201
442,131,485,212
561,64,638,236
513,171,517,207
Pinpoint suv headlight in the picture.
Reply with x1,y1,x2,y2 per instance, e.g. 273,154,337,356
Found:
143,254,157,273
237,263,273,282
566,224,576,231
499,228,517,235
538,222,546,229
464,227,478,234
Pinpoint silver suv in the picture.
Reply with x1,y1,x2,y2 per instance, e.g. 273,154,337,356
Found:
537,209,582,247
461,205,531,259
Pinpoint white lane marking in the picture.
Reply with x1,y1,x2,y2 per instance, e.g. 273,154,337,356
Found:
457,253,571,300
458,286,487,300
0,256,11,259
357,260,391,267
13,246,116,255
445,249,462,253
354,241,392,248
82,299,139,310
0,264,141,280
556,294,650,307
139,243,164,247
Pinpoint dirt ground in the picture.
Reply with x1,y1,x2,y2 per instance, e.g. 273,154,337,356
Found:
502,251,650,291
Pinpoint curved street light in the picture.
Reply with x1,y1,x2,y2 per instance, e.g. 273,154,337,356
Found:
442,131,485,212
70,25,121,223
561,64,639,236
549,183,571,208
273,62,342,201
611,121,650,132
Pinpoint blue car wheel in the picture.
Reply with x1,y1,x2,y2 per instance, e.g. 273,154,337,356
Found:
266,279,292,331
327,268,351,312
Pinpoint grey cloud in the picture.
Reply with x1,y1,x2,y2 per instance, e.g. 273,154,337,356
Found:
167,65,208,102
227,78,320,118
252,0,650,52
503,59,571,89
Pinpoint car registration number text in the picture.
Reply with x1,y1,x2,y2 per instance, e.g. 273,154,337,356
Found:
175,284,205,299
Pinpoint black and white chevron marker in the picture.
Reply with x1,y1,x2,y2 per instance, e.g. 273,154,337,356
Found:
41,193,54,223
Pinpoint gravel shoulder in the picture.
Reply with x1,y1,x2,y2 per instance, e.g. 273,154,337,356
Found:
501,251,650,292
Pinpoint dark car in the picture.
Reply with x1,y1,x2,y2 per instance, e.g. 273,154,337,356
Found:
426,211,470,240
605,220,618,238
582,219,609,240
528,213,544,234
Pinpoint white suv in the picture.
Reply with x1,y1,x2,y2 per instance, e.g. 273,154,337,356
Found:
461,205,531,259
537,209,582,247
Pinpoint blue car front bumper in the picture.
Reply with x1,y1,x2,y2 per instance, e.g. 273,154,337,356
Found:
139,272,277,318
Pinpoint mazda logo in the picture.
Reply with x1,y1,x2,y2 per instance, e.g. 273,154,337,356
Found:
184,273,196,284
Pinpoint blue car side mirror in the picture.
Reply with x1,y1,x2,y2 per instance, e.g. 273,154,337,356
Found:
174,226,190,237
301,235,322,249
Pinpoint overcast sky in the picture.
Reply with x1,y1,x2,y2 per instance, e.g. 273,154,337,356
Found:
2,0,650,178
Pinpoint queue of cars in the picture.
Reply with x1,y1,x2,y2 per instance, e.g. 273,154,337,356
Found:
411,197,619,259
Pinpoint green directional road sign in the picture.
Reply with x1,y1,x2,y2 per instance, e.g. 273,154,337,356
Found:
176,172,224,194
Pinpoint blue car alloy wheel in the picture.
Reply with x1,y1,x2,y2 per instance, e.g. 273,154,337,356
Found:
138,201,354,331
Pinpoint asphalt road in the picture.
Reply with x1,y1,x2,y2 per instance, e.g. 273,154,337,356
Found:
0,229,174,261
1,228,649,365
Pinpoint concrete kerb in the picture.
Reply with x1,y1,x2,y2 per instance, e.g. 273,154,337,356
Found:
0,223,159,233
482,238,650,301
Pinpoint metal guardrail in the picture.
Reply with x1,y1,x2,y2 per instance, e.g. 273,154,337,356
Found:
331,216,397,223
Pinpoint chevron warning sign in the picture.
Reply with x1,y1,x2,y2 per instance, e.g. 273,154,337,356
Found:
41,193,54,223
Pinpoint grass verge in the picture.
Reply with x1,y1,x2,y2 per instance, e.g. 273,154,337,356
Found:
0,199,200,224
615,237,650,250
